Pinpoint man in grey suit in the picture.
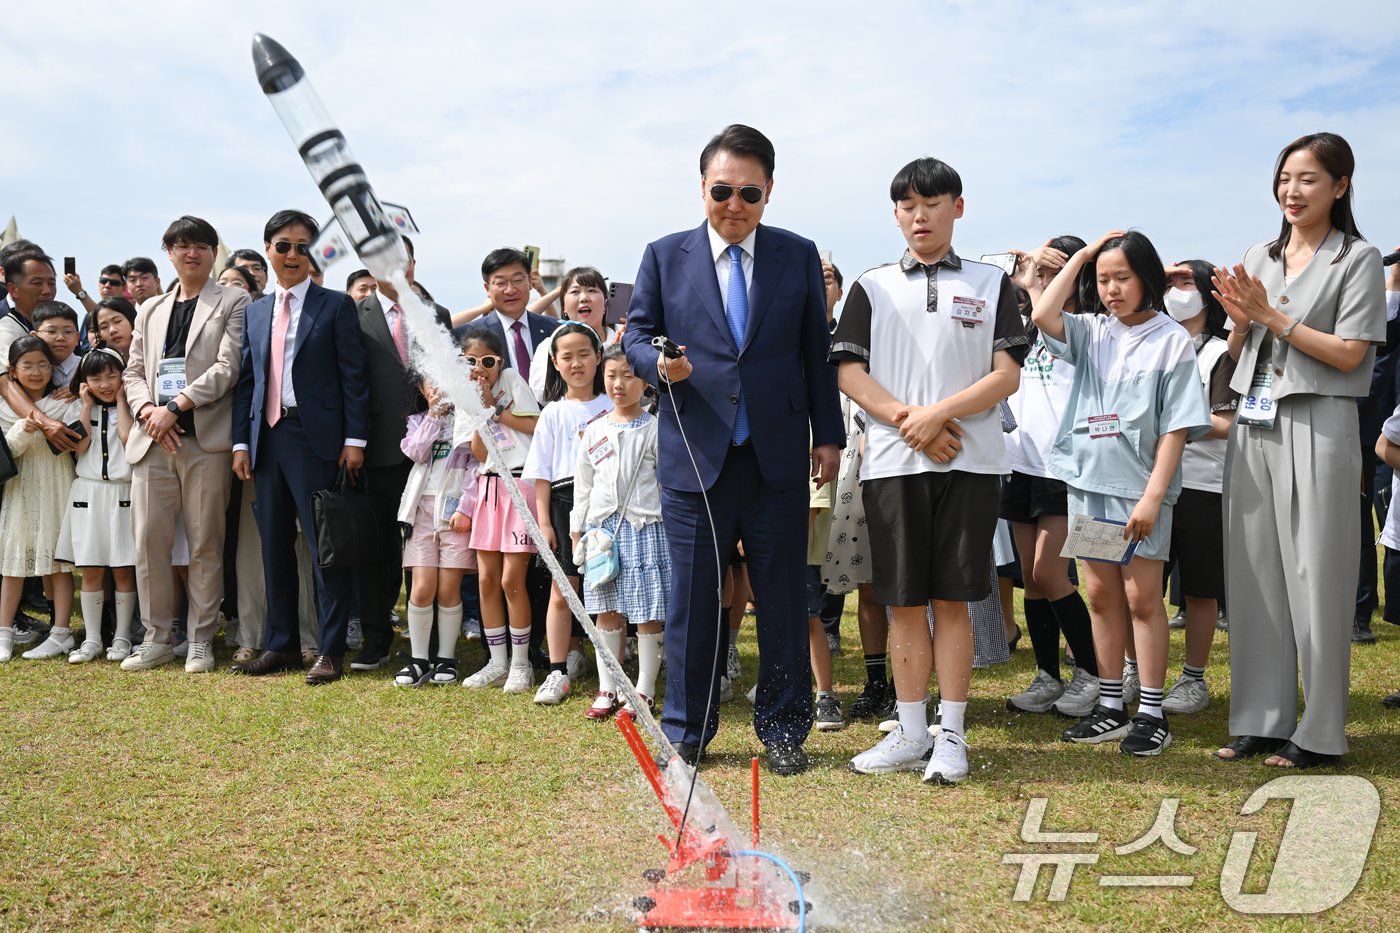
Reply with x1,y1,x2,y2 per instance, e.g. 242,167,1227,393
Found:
351,235,453,670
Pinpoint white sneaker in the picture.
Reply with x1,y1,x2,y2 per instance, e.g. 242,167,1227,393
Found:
726,644,741,681
1122,666,1141,709
922,728,970,785
106,637,133,662
463,658,510,688
0,628,13,663
1052,668,1101,718
184,640,215,673
22,631,75,660
503,664,535,694
1007,669,1065,713
849,724,934,774
566,649,586,681
534,671,571,705
120,641,176,672
464,618,483,641
1161,675,1209,714
745,682,757,704
719,676,734,703
69,640,104,664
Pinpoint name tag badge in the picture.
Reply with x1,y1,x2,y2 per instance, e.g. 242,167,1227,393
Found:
1238,363,1277,429
441,495,461,524
157,358,187,405
589,435,617,465
950,296,988,327
1087,413,1121,439
487,419,516,451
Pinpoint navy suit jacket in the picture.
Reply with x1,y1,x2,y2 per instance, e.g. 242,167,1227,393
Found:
453,309,557,374
233,281,369,468
624,221,843,492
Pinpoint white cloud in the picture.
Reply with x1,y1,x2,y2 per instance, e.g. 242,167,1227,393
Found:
5,0,1398,310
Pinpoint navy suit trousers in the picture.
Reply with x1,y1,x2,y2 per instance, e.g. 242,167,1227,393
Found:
253,418,353,656
660,443,812,748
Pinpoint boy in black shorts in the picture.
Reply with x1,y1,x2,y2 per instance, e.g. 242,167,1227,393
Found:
829,157,1027,784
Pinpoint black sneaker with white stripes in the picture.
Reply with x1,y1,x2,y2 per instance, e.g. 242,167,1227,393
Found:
1060,704,1130,744
1119,712,1172,756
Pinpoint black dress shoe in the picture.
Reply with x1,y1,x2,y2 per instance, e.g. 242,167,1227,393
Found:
655,742,702,770
1353,617,1377,644
306,655,345,685
349,646,392,671
765,742,810,776
1382,689,1400,709
231,649,304,676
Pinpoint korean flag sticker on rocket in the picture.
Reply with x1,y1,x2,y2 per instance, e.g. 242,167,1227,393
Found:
950,296,987,326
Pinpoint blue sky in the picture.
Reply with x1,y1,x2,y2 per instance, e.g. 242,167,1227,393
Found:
5,1,1399,311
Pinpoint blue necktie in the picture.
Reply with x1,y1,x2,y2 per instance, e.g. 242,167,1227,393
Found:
725,244,750,444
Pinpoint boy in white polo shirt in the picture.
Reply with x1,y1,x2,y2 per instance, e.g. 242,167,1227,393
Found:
830,157,1028,784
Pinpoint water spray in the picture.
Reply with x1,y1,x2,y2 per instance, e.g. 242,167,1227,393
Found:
251,33,807,929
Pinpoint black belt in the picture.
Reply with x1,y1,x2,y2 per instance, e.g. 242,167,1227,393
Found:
278,406,300,420
731,437,751,447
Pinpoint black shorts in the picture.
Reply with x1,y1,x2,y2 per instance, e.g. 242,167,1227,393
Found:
999,470,1069,523
547,480,587,637
863,471,1001,605
806,565,823,617
1167,487,1224,600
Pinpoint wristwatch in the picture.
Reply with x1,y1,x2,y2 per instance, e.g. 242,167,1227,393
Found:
76,290,88,301
1277,317,1299,340
166,400,182,414
493,401,507,419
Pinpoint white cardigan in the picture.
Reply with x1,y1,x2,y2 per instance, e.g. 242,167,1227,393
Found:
569,413,662,534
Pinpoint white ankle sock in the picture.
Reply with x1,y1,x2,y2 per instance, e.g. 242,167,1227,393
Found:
508,625,531,668
80,591,105,645
597,627,625,693
636,631,663,698
896,698,928,738
483,626,508,665
406,602,434,660
114,591,137,643
939,699,967,737
436,603,463,660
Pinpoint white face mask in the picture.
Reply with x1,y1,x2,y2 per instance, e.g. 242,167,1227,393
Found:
1165,286,1204,322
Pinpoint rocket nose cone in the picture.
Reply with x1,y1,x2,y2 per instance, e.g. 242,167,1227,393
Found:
251,33,304,92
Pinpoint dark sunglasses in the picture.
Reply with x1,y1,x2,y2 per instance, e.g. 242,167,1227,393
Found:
272,241,312,256
709,184,764,204
464,355,501,369
99,277,125,288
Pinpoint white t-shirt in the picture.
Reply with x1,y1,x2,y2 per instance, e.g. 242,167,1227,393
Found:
476,368,540,475
522,394,612,484
1006,332,1076,478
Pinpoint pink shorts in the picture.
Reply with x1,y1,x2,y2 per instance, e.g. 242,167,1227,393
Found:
402,498,477,570
469,474,539,554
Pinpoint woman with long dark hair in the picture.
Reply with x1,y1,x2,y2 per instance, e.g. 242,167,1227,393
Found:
1212,132,1387,767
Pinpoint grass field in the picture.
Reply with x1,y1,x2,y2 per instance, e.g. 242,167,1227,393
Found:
2,594,1398,932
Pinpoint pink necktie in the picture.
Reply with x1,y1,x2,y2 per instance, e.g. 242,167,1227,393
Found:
391,303,409,365
265,290,292,427
511,320,530,382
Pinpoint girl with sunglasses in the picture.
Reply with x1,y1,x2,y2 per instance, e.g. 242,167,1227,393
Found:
522,321,610,707
459,326,541,693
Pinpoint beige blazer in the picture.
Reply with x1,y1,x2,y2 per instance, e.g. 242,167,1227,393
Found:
1230,236,1386,401
123,279,247,461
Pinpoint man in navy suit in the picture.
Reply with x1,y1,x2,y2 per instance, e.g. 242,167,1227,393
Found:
624,124,843,775
452,248,556,397
230,209,369,685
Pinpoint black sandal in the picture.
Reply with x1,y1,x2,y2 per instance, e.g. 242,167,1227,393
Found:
1215,735,1284,761
1266,740,1340,769
393,657,433,688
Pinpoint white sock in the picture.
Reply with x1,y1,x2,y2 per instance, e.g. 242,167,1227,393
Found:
508,625,532,668
636,630,663,698
484,626,508,666
896,698,928,739
597,627,625,694
79,591,105,646
406,602,434,660
49,626,72,639
939,699,967,737
114,591,137,643
436,603,463,660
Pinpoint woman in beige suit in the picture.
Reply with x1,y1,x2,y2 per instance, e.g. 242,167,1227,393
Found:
120,216,247,674
1212,133,1386,768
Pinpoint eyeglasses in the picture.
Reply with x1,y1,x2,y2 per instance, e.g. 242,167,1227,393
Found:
170,243,213,255
464,355,501,369
272,241,312,256
488,275,529,290
709,184,765,204
37,327,78,338
15,362,52,374
99,277,125,288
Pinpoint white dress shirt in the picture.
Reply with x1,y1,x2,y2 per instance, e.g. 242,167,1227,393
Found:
707,224,756,315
